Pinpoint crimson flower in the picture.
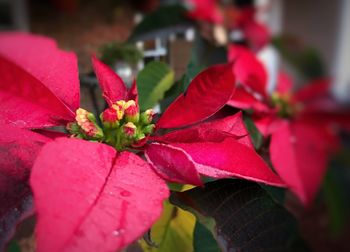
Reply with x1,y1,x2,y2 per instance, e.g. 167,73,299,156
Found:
185,0,270,50
185,0,223,24
0,33,283,251
228,45,350,205
225,5,270,51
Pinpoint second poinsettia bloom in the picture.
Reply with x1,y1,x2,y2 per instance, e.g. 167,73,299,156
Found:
228,44,350,205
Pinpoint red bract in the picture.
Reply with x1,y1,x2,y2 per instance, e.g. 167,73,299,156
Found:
227,6,270,51
228,45,350,205
90,56,283,187
31,138,168,252
185,1,270,50
185,0,223,24
0,125,51,249
156,63,235,129
0,32,79,128
0,33,284,251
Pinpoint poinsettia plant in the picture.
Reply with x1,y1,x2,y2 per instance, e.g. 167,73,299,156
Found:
0,33,287,251
228,44,350,205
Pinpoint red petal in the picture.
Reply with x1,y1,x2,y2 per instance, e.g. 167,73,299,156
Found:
154,112,253,148
0,32,79,128
0,125,50,247
294,78,330,103
276,71,293,94
186,0,223,24
227,86,270,113
145,143,202,185
295,79,350,130
127,79,139,102
30,138,168,252
253,113,283,137
270,121,334,205
242,20,270,51
92,55,127,106
157,64,235,129
0,125,51,181
172,138,284,186
228,45,267,97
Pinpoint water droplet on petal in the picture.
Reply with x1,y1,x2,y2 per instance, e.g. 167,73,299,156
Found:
290,136,297,143
120,190,131,197
112,229,125,237
13,120,26,127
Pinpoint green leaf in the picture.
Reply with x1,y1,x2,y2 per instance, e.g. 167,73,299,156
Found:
193,221,220,252
136,61,175,110
259,184,286,205
182,60,203,90
7,241,21,252
323,148,350,236
140,200,195,252
243,116,263,150
128,5,191,42
171,179,309,252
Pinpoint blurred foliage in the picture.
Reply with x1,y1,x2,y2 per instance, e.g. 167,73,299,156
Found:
136,61,175,110
7,241,21,252
191,34,227,69
273,36,325,79
193,221,220,252
140,200,195,252
128,4,191,41
243,116,263,150
99,42,143,66
323,143,350,236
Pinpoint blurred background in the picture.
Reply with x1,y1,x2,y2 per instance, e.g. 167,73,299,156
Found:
1,0,349,101
0,0,350,102
1,0,350,251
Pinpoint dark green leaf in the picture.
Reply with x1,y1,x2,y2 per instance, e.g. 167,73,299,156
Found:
259,184,286,205
171,179,309,252
323,147,350,236
243,116,263,150
193,221,220,252
191,34,227,68
272,36,325,79
136,61,175,110
128,5,191,42
7,241,21,252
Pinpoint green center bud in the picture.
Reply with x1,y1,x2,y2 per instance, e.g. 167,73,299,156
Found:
100,107,121,129
122,122,137,138
142,124,155,135
140,109,155,125
69,108,104,140
271,92,295,118
68,100,156,151
124,100,140,123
